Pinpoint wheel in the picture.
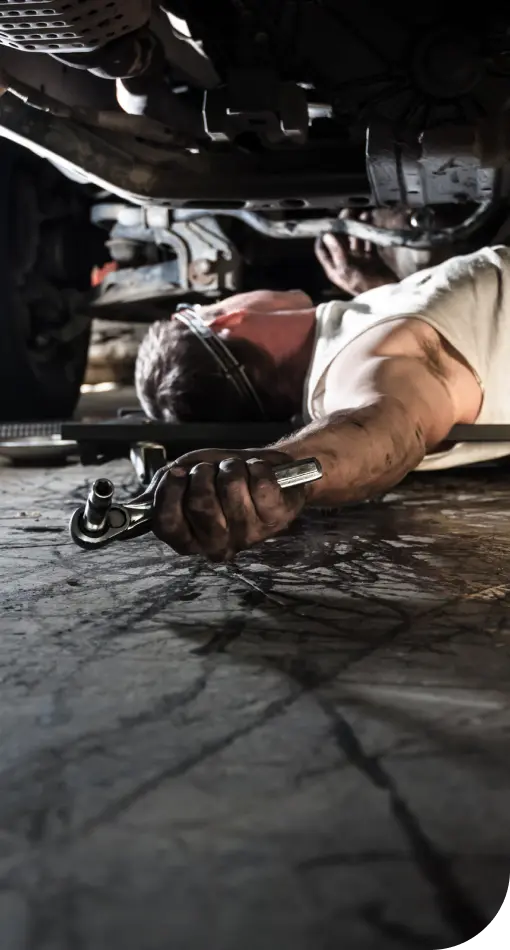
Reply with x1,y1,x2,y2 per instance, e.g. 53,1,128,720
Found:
0,141,107,422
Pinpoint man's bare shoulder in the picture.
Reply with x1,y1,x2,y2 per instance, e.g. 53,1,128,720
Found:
323,313,481,426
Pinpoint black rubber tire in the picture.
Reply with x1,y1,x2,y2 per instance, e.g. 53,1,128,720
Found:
0,141,100,422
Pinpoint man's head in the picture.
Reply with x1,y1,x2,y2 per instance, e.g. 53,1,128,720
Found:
135,289,315,422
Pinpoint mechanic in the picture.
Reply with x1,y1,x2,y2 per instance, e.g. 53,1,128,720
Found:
135,245,510,562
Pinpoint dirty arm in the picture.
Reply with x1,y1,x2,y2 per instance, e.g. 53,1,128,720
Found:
152,320,481,561
275,323,482,506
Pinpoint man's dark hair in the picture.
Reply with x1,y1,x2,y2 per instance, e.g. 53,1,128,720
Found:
135,317,294,422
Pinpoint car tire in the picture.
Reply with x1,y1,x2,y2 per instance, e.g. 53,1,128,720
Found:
0,140,105,422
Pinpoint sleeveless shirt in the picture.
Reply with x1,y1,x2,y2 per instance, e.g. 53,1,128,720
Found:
303,246,510,470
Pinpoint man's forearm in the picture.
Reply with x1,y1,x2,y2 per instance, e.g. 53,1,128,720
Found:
274,396,427,506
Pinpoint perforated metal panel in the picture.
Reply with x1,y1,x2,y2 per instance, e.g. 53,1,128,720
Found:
0,0,150,53
0,420,62,438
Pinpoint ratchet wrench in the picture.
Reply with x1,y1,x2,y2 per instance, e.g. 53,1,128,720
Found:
69,457,323,551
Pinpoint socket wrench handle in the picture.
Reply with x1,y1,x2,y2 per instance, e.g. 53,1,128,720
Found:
272,457,322,490
70,456,322,551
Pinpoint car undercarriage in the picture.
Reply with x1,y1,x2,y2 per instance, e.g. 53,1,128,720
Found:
1,2,510,221
3,3,510,418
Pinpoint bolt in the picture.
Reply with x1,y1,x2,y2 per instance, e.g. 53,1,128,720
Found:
194,259,213,275
189,258,216,287
409,207,436,230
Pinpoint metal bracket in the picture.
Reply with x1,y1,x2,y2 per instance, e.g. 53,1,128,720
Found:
130,441,168,486
204,72,308,146
91,203,242,294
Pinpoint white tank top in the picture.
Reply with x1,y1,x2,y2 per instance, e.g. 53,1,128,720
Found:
303,246,510,471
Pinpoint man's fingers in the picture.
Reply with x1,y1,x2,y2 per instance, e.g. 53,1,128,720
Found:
358,211,376,257
315,238,339,286
246,459,291,525
152,453,304,561
315,236,333,274
338,208,361,255
216,458,260,551
153,463,232,561
184,462,231,561
349,235,361,255
316,232,358,290
322,231,349,269
152,467,200,555
216,458,299,548
338,209,376,257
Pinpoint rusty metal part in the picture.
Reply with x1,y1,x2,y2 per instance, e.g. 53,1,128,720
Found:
174,208,337,239
0,69,192,147
330,201,495,249
91,203,242,295
0,92,369,210
84,260,215,322
175,206,497,250
366,121,497,209
188,258,215,286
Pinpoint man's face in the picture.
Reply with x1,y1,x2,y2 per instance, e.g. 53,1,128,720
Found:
198,289,314,361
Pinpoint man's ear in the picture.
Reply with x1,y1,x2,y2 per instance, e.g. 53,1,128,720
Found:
207,309,247,330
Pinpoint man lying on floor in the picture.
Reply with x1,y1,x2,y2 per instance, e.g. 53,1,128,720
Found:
135,245,509,562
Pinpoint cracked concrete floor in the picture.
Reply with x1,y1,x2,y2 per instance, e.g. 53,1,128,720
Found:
0,457,509,950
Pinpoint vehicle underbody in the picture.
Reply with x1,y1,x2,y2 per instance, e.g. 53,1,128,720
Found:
3,3,510,419
1,3,510,218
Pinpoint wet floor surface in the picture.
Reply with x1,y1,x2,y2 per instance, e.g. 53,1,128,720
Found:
0,459,509,950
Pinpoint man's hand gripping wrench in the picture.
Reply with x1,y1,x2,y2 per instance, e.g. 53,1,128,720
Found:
69,458,323,551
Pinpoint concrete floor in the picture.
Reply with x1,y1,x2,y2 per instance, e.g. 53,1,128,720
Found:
0,456,509,950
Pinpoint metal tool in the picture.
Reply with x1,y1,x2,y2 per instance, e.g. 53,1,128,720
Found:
129,441,168,486
69,457,323,551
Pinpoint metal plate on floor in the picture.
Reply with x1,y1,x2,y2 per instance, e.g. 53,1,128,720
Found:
0,435,77,461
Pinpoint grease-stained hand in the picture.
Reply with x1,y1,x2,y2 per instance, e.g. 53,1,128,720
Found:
152,448,307,561
315,210,396,295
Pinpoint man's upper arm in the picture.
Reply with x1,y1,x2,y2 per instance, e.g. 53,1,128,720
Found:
322,318,482,451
